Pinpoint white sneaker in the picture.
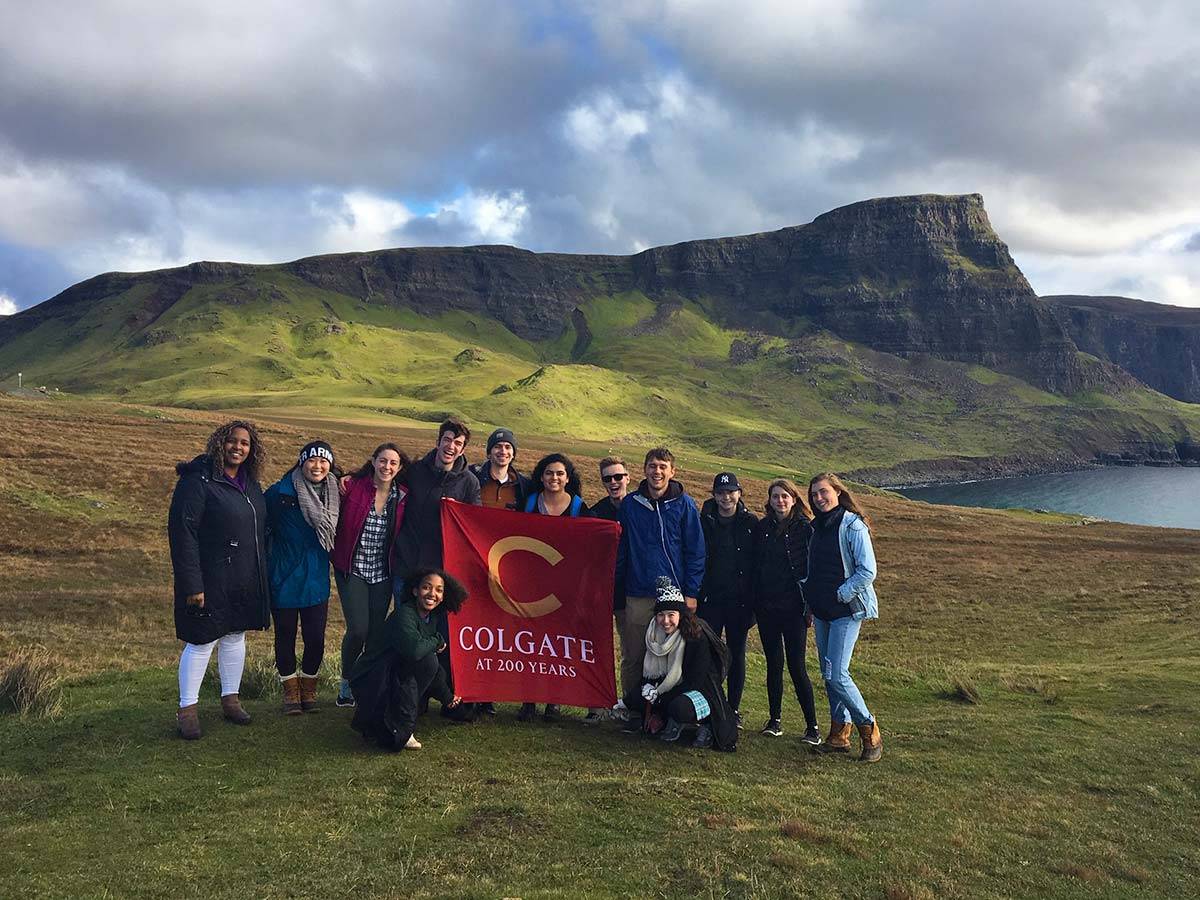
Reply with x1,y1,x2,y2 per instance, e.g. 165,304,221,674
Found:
404,734,422,750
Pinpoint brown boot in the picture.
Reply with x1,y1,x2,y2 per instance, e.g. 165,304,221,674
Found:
858,719,882,763
177,703,202,740
814,721,852,753
281,674,303,716
298,673,319,712
221,693,252,725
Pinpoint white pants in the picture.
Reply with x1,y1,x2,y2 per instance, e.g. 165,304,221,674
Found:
178,632,246,707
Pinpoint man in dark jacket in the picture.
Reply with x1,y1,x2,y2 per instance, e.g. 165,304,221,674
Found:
469,427,532,511
390,418,482,579
614,447,705,701
698,472,758,726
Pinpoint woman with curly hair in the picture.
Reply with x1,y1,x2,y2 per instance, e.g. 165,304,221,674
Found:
168,420,270,740
804,473,882,762
350,568,467,750
518,452,588,721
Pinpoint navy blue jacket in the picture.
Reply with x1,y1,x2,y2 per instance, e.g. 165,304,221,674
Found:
265,471,332,610
615,479,705,599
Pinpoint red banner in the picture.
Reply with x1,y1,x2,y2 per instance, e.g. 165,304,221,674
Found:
441,499,620,707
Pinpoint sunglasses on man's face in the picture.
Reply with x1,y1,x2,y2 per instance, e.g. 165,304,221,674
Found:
601,473,628,483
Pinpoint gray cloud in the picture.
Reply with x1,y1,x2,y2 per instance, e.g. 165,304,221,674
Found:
2,0,1200,309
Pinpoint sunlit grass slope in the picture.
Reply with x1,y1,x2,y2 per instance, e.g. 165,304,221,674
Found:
3,272,1198,477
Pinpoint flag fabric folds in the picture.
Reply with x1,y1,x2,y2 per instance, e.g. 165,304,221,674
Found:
441,499,621,707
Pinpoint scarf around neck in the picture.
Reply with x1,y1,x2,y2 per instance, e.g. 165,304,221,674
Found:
291,467,340,552
642,620,685,695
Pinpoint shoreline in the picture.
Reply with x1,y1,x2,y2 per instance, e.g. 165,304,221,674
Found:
860,456,1200,491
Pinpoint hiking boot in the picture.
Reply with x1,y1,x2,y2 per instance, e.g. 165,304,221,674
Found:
280,674,302,716
760,718,783,737
299,673,319,712
403,734,422,750
542,704,561,722
801,724,822,746
858,719,883,763
177,703,201,740
335,680,355,708
517,703,536,722
221,694,251,725
658,718,684,742
815,721,853,754
692,724,713,749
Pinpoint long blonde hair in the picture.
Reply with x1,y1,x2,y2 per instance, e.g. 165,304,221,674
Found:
807,472,871,529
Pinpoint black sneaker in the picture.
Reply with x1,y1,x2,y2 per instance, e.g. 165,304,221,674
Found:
335,686,355,708
761,718,783,737
479,702,497,716
734,709,744,730
801,724,822,745
542,704,561,722
516,703,536,722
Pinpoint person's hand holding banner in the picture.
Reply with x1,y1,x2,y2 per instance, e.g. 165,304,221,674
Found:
440,500,621,708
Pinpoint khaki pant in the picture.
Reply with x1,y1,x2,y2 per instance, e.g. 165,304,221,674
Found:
619,596,655,699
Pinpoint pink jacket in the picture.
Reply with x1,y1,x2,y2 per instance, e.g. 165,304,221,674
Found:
331,476,408,574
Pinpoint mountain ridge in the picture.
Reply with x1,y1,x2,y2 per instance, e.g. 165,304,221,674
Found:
2,193,1197,482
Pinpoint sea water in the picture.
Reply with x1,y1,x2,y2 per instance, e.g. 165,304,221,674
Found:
897,466,1200,530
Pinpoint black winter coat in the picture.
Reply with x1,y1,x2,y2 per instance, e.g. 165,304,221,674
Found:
168,455,270,645
644,620,738,751
754,513,812,613
391,449,481,576
698,498,758,610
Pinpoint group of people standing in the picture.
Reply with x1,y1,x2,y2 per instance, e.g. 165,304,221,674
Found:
167,417,881,762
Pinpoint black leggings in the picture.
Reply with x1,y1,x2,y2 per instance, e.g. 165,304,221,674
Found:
271,602,329,676
756,604,817,726
698,603,753,711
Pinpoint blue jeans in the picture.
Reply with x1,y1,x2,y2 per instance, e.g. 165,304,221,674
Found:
812,616,873,726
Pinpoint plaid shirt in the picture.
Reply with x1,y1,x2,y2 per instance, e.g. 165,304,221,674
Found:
352,485,397,584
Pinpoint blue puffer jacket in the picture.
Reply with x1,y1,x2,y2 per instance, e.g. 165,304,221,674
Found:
616,479,706,599
265,472,332,609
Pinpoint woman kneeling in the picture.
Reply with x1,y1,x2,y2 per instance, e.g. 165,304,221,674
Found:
349,569,466,750
625,577,737,751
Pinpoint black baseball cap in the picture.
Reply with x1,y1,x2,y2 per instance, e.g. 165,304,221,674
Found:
712,472,742,492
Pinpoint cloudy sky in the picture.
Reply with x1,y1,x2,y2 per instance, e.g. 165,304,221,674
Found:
2,0,1200,314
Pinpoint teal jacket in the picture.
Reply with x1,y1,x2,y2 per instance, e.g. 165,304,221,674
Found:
264,472,331,610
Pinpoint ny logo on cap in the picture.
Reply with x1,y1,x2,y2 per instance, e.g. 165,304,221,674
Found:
719,475,731,483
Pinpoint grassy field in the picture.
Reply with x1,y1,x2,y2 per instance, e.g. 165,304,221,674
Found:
1,394,1198,898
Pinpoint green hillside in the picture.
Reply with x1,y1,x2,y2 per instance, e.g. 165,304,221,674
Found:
3,269,1197,480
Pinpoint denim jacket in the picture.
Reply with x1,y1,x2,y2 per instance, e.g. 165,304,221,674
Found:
835,511,878,620
804,510,878,620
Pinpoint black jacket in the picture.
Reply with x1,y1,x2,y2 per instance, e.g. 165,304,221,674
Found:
168,455,270,644
754,513,812,612
392,449,481,577
469,462,532,511
587,495,622,522
698,498,758,610
643,620,738,751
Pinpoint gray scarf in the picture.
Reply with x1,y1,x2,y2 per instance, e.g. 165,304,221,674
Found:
291,467,339,552
642,620,685,695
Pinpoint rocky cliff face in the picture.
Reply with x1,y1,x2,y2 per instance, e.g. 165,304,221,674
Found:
631,194,1094,392
1043,295,1200,403
0,194,1121,395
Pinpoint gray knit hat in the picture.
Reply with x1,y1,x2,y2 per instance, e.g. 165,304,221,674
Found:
487,428,517,455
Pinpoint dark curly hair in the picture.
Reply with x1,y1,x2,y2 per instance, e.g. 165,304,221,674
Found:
203,420,266,484
404,568,468,614
351,443,411,481
531,453,582,498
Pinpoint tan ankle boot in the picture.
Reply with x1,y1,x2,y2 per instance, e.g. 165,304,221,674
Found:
177,703,202,740
280,674,302,715
815,721,853,753
299,673,319,712
221,694,252,725
858,719,882,763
